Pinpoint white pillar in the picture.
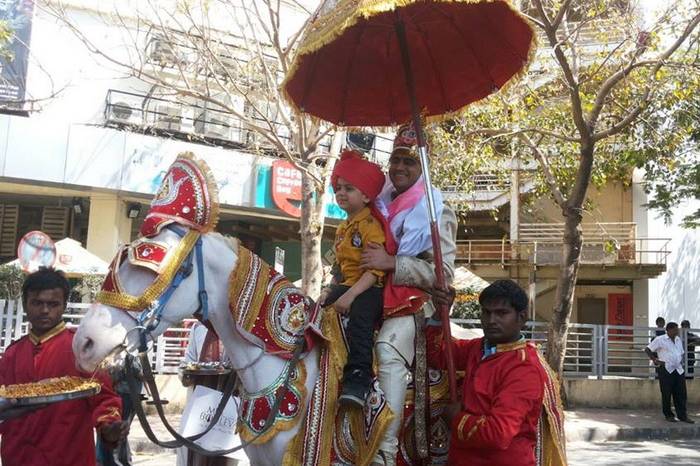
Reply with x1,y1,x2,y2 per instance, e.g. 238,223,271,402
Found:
632,168,650,325
86,194,133,262
510,157,520,242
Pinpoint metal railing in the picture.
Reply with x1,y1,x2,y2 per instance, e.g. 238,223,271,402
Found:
455,237,671,267
0,300,192,373
443,174,512,193
104,89,333,154
3,300,696,379
519,222,637,242
452,319,699,379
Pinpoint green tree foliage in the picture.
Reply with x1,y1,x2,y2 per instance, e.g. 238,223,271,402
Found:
427,0,700,375
0,20,13,60
0,265,25,300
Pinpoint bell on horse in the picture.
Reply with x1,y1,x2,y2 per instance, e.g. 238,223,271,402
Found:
73,153,452,466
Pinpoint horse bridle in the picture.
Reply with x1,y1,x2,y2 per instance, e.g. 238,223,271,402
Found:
103,223,306,455
113,224,209,350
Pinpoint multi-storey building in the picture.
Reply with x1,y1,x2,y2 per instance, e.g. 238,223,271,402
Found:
0,0,396,282
0,0,696,327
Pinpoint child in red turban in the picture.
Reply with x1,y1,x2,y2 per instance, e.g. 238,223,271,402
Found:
323,149,387,408
324,149,427,408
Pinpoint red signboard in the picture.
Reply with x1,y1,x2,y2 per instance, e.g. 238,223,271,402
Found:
271,160,302,217
608,293,633,340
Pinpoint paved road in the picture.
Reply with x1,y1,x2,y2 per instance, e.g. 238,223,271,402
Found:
568,439,700,466
133,440,700,465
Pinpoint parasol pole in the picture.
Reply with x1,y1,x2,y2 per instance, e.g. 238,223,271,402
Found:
395,18,458,403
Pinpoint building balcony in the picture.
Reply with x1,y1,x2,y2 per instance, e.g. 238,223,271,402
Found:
456,222,669,281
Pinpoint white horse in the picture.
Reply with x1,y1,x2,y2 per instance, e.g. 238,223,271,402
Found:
73,227,320,466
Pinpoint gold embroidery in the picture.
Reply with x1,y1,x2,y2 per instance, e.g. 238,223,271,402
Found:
29,322,66,345
457,414,470,441
98,230,200,311
237,360,308,445
227,247,271,332
495,339,527,353
96,406,121,424
466,416,486,440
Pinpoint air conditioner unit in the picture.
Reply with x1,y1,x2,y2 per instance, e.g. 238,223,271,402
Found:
201,118,232,140
148,38,179,65
106,101,137,125
153,104,182,131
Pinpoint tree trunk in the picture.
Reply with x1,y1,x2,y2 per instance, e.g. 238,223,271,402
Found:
546,144,595,376
546,213,583,375
299,168,326,298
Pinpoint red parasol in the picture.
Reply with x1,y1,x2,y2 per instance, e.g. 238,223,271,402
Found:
284,0,537,402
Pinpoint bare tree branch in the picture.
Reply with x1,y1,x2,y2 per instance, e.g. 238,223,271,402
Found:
532,0,590,141
518,133,567,208
592,12,700,141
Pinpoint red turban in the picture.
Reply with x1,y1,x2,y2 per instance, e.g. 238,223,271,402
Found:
331,149,385,200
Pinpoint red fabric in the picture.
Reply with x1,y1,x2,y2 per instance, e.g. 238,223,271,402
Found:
369,205,427,317
331,149,385,200
0,328,122,466
140,155,217,237
426,329,546,466
285,2,535,126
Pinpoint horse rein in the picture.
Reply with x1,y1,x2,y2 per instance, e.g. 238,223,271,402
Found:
125,334,307,455
105,224,307,456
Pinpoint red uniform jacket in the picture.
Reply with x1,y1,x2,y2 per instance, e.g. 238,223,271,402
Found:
427,328,547,466
0,324,122,466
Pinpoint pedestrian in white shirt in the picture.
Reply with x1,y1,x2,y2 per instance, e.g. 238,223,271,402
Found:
645,322,694,424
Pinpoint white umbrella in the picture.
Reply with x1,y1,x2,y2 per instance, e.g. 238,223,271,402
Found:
6,238,108,277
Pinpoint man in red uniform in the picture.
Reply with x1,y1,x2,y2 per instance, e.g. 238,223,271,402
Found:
428,280,566,466
0,268,125,466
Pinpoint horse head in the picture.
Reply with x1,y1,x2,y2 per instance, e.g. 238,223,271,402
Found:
73,152,228,372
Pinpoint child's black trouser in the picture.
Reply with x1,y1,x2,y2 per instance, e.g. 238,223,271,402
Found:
325,285,383,386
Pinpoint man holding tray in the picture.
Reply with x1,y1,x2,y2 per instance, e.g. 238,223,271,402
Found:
0,268,125,466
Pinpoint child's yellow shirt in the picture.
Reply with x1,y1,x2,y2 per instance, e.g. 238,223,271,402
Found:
334,207,386,286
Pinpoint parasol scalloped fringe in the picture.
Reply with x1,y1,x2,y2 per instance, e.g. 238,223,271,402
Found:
281,0,539,128
176,151,220,233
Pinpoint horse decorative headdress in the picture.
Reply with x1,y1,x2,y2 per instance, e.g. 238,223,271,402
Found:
141,152,219,237
98,152,218,313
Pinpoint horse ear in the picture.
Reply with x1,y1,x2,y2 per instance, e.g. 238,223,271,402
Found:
140,152,220,237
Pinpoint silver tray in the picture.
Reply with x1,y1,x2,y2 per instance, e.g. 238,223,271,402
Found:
5,385,101,407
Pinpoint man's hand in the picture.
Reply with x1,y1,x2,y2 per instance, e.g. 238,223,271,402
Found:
99,421,130,449
441,402,462,426
652,357,665,367
333,291,354,315
360,243,395,271
0,398,48,421
431,285,456,311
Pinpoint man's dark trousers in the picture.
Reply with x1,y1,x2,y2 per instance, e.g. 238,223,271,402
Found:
658,366,688,419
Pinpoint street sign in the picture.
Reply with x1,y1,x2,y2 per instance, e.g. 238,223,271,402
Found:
17,231,56,273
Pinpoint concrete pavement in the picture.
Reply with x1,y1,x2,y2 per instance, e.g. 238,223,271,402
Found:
133,440,700,466
128,408,700,465
567,439,700,466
